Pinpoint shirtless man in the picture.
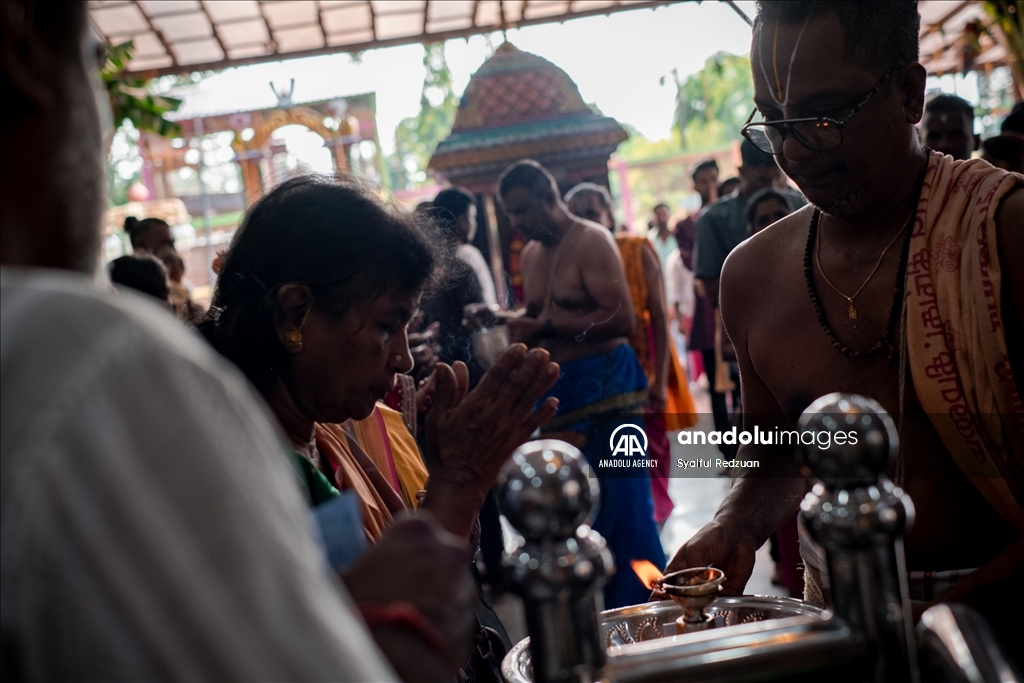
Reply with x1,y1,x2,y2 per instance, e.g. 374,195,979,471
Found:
498,161,634,363
667,0,1023,645
566,182,696,529
563,182,670,413
498,160,665,609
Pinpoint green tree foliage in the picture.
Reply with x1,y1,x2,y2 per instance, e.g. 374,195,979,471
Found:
617,123,686,161
103,41,182,138
984,1,1023,99
392,43,460,188
609,55,752,229
105,122,143,207
668,51,753,150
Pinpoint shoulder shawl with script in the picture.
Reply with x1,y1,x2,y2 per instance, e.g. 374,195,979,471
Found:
903,152,1024,531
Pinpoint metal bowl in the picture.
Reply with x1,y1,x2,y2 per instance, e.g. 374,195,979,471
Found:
502,595,828,683
655,567,726,625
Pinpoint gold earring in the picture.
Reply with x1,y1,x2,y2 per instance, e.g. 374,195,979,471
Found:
285,307,311,352
285,329,303,352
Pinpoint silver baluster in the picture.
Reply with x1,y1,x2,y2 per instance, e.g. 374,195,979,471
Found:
497,440,613,683
798,393,917,683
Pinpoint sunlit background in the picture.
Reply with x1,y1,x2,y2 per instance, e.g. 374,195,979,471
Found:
98,0,1020,303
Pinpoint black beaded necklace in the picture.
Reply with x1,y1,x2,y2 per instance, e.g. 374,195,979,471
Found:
803,185,921,361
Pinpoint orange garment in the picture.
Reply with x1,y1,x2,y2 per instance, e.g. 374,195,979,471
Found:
616,235,697,431
314,423,403,543
905,152,1024,531
351,404,429,510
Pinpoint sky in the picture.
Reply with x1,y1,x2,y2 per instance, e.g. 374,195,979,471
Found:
177,1,760,157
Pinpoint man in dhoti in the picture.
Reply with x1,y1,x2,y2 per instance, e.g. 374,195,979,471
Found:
565,182,698,530
499,161,666,609
666,0,1023,652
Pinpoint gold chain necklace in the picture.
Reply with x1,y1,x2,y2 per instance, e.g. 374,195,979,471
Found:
814,212,912,320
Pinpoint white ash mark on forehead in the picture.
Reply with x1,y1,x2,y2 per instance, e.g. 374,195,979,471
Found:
753,15,811,108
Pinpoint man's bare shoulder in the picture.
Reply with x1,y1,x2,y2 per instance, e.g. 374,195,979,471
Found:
521,239,542,263
574,219,619,251
722,203,812,292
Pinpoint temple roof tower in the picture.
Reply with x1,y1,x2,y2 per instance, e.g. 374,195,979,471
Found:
428,42,627,194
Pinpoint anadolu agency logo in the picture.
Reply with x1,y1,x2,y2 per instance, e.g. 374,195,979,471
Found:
608,423,648,457
597,421,658,473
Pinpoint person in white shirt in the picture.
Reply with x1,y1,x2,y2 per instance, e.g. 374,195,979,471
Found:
667,248,695,331
0,2,513,680
647,202,678,296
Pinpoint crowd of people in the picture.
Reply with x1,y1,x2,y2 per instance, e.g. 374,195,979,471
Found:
2,0,1022,680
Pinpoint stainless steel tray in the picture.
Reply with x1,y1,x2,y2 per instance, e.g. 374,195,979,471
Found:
502,595,828,683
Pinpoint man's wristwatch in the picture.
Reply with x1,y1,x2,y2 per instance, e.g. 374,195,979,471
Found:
541,318,556,339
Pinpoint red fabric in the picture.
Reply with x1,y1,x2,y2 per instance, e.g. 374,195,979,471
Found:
688,351,704,382
382,383,403,414
645,408,674,523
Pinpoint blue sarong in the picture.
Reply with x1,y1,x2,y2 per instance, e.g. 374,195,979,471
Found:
540,343,666,609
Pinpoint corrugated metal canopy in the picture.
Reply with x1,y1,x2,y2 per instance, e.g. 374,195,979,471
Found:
918,0,1010,76
89,1,1011,80
88,0,688,77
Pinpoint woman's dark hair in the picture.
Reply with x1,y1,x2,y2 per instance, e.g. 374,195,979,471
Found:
108,254,170,302
124,216,170,249
200,175,437,394
746,188,794,228
433,187,475,222
424,205,463,246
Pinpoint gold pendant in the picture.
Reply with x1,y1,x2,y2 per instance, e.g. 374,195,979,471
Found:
848,302,858,320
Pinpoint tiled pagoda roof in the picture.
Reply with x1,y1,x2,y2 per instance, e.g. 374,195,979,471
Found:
428,42,627,184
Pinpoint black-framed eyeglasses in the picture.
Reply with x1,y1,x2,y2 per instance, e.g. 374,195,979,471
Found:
741,66,899,155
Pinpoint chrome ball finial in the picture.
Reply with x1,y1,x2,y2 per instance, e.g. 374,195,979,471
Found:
497,441,610,682
797,393,898,489
496,439,599,541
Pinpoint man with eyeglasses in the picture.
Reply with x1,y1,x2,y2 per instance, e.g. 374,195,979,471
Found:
666,0,1024,651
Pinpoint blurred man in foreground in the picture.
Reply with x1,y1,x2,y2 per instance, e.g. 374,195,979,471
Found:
0,2,552,680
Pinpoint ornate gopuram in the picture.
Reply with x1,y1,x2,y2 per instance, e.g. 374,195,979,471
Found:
428,42,628,305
